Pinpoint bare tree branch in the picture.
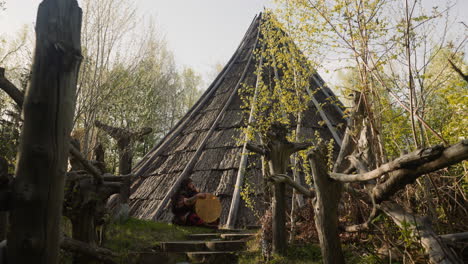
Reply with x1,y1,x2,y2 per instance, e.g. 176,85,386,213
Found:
290,142,313,153
0,67,24,108
373,140,468,202
69,146,104,184
246,142,267,155
270,174,314,198
448,59,468,83
330,143,446,183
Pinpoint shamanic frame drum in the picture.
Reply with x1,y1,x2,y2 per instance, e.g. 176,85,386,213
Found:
195,193,221,223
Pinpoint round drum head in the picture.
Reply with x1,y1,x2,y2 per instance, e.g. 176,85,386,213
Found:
195,193,221,223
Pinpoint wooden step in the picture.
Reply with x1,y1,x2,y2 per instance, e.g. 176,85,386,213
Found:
216,228,246,233
160,240,247,253
128,252,186,264
186,233,221,240
186,251,238,264
159,241,207,252
205,240,246,251
220,233,256,241
246,225,261,230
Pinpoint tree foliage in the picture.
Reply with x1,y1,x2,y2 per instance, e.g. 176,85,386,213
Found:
240,12,313,140
271,0,467,261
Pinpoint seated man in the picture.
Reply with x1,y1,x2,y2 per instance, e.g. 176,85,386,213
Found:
171,178,217,227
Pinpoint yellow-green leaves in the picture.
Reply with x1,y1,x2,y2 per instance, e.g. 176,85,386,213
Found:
239,12,314,141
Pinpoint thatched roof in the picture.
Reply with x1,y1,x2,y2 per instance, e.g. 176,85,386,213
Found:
128,13,347,227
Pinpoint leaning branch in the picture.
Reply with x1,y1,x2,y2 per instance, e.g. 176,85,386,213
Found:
291,142,313,153
373,140,468,202
246,142,267,155
270,174,314,198
95,120,130,140
0,67,24,108
448,59,468,83
330,143,446,183
69,146,104,184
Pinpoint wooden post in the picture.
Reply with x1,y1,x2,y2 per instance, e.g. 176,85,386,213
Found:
226,54,264,229
7,0,82,263
94,121,151,204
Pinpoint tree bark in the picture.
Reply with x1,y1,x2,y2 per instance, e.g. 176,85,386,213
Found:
0,157,10,241
246,124,312,256
330,143,451,183
373,140,468,203
267,134,293,255
6,1,82,263
246,123,312,255
71,209,97,264
308,149,345,264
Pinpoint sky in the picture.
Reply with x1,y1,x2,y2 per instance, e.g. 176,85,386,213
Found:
0,0,272,84
0,0,467,86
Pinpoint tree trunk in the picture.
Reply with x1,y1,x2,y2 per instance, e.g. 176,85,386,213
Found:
117,138,131,204
267,140,293,256
7,0,82,263
309,151,345,264
272,182,286,254
0,157,9,241
71,210,97,264
245,124,313,256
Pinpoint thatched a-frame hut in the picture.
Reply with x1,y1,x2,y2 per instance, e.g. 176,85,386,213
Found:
128,13,346,227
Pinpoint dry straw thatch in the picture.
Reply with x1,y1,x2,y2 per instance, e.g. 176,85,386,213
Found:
128,13,347,227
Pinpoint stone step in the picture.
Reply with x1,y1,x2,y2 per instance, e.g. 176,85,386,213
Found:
158,240,246,252
220,233,256,241
186,233,221,240
186,251,238,264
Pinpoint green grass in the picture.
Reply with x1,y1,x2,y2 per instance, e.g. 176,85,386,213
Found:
238,236,322,264
63,218,387,264
104,217,215,252
237,236,390,264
